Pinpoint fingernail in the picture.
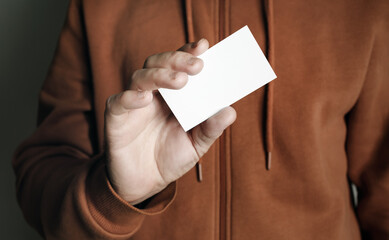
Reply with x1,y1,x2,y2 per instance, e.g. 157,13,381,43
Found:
191,38,204,48
187,57,198,65
170,71,179,80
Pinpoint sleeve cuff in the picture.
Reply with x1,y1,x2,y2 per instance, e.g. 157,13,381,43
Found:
85,154,177,235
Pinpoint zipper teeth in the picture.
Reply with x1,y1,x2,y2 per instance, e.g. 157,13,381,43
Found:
218,1,227,239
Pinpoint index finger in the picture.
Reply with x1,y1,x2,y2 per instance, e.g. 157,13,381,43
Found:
178,38,209,56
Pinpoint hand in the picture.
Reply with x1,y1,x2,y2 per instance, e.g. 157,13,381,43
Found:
104,39,236,205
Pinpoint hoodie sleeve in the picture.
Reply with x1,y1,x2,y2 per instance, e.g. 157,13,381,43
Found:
12,0,176,239
346,10,389,239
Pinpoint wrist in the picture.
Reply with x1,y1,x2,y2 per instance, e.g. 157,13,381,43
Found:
105,163,168,205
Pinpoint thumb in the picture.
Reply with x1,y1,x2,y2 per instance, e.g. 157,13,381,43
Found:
190,106,237,157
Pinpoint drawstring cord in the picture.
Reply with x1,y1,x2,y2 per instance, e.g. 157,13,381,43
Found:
184,0,195,43
184,0,203,182
265,0,275,170
186,0,275,179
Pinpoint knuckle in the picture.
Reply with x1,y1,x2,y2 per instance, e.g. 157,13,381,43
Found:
170,52,186,68
105,95,116,112
169,51,181,59
200,121,219,140
153,68,166,79
150,69,169,88
118,92,129,105
143,54,155,68
130,70,143,90
170,51,185,62
131,69,141,81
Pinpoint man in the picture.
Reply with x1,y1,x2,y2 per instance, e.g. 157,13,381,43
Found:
14,0,389,239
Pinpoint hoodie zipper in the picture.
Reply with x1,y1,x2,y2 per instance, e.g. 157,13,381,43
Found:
218,1,229,240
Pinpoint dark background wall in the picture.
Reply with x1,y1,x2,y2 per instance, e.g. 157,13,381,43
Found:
0,0,69,238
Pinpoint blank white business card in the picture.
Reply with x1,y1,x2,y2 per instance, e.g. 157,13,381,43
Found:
159,25,277,131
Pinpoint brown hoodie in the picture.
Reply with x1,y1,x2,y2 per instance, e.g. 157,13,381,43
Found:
13,0,389,239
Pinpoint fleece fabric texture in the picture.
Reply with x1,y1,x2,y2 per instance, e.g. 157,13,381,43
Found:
13,0,389,239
